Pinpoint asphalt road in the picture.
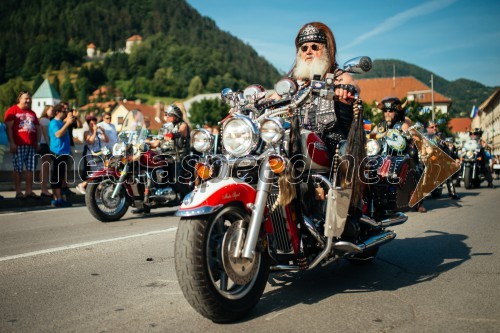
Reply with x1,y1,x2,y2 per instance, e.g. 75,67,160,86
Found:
0,183,499,333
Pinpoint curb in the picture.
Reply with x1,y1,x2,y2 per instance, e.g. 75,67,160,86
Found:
0,193,86,211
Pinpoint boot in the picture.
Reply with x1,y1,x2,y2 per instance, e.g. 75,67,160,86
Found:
487,182,494,188
447,180,459,200
132,205,151,214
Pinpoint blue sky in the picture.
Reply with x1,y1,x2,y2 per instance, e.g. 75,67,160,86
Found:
186,0,499,87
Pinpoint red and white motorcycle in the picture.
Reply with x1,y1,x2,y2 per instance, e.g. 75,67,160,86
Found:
174,57,423,322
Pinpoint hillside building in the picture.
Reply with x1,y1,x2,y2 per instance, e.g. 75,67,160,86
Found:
32,79,61,117
86,43,96,58
471,88,500,154
125,35,142,54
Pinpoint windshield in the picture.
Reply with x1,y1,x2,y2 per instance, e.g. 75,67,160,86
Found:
116,109,149,145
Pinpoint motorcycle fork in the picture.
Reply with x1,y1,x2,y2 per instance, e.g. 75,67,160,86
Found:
111,163,129,199
241,159,273,260
472,162,477,179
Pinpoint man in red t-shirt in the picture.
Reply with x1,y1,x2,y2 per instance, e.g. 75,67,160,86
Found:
4,91,41,199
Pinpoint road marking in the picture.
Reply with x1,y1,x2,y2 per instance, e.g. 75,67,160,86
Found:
1,206,78,216
0,227,177,262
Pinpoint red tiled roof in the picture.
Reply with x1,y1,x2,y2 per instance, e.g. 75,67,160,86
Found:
448,118,472,133
127,35,142,42
357,76,451,105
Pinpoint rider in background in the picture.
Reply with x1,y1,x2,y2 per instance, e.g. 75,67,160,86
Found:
425,121,459,199
468,129,494,188
371,96,410,139
134,104,192,214
372,97,427,212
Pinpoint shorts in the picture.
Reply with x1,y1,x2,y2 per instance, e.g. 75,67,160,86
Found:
13,145,37,172
39,143,51,156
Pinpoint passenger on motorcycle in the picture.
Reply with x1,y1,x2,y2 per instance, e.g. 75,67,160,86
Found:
425,121,459,199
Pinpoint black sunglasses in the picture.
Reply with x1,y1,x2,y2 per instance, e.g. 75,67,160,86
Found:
300,44,322,52
383,109,396,113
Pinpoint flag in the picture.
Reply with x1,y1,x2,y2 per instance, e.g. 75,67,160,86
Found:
470,105,478,118
363,119,372,133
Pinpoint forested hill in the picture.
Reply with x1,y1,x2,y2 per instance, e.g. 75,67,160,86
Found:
0,0,280,95
357,59,496,117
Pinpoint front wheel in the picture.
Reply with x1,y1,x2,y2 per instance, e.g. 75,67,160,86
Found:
464,166,473,189
85,178,129,222
174,206,269,323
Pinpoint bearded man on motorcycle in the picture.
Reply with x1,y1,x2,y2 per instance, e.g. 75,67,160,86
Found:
277,22,367,236
288,22,358,148
425,121,459,199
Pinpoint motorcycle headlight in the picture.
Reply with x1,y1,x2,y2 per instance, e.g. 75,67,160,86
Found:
190,129,213,153
113,142,126,156
466,150,474,159
260,118,284,144
222,115,259,157
366,139,381,156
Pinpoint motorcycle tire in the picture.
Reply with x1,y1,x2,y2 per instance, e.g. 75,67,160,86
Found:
85,179,129,222
464,166,473,189
174,205,269,323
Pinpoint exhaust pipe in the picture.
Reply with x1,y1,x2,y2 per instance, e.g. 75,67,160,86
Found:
333,230,397,253
359,212,407,228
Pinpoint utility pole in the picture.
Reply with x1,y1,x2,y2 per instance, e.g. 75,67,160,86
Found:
431,74,435,121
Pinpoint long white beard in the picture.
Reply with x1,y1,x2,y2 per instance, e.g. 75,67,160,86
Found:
292,50,330,80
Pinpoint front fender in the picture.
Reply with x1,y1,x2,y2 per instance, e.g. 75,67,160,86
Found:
87,168,122,181
176,177,256,217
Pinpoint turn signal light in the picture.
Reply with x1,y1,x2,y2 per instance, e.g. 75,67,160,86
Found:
196,162,212,180
269,156,285,174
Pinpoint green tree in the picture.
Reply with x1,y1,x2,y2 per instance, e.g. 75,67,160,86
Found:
188,98,229,127
76,77,91,107
0,78,30,120
52,75,61,95
61,75,76,101
187,75,203,97
32,74,44,92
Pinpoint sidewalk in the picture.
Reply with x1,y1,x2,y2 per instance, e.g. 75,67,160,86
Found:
0,182,85,212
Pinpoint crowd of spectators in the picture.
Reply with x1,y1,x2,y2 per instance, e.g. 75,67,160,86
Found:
1,90,117,207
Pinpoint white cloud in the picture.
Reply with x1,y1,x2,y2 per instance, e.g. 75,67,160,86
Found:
342,0,458,51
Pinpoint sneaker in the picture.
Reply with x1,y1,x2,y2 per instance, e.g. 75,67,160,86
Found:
76,184,86,194
51,199,62,207
450,194,460,200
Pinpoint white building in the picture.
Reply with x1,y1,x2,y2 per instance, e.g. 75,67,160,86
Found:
125,35,142,54
31,79,61,117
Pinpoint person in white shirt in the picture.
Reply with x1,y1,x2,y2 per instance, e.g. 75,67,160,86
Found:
96,112,117,150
